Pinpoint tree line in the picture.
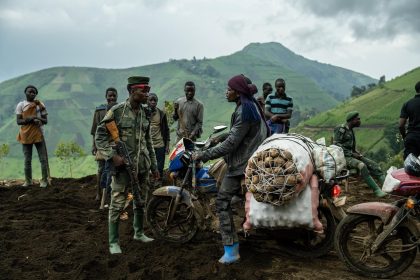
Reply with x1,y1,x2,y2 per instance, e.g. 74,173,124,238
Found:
351,75,386,98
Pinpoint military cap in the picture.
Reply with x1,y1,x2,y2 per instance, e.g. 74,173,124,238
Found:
127,76,150,85
346,111,359,122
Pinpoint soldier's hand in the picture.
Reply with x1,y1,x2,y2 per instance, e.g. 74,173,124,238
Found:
353,152,362,159
91,146,97,155
112,155,125,167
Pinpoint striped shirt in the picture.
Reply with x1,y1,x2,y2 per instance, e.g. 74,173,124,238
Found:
265,93,293,114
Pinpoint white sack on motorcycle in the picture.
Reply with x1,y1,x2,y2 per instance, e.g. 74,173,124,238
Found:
312,144,346,182
244,134,314,205
382,166,400,193
243,134,323,231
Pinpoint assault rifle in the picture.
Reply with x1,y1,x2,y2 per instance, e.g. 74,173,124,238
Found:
114,141,144,207
105,120,144,208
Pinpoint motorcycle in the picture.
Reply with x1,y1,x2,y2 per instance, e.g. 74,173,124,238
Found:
146,125,228,243
334,168,420,278
146,126,349,258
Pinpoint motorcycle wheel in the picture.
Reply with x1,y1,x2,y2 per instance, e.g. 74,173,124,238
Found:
335,214,417,278
146,196,198,243
276,206,336,258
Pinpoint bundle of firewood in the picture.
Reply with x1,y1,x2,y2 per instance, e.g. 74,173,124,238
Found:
245,148,303,206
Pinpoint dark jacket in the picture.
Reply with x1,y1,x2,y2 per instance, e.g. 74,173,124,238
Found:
333,124,355,158
201,103,268,176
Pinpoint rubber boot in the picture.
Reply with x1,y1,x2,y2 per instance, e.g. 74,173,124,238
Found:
109,220,122,254
377,174,386,186
219,242,240,264
133,210,154,242
22,168,32,187
365,175,386,197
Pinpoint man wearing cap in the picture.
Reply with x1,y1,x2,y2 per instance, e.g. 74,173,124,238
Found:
95,76,159,254
173,81,204,142
334,111,386,197
90,87,118,201
192,75,269,264
147,93,170,180
16,85,49,187
399,81,420,159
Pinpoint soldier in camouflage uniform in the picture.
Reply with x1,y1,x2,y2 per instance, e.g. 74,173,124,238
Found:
333,111,386,197
95,76,159,254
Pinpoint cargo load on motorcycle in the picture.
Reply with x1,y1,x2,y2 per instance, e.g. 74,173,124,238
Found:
243,133,346,232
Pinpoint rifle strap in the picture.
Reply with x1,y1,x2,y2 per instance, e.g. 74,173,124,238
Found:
135,107,144,175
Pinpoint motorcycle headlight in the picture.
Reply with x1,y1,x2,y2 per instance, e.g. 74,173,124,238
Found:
405,197,416,209
170,172,177,180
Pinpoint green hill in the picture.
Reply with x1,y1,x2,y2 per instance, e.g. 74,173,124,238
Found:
294,67,420,161
0,42,376,179
242,42,376,101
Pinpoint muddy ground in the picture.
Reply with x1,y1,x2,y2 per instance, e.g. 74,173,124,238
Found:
0,176,419,280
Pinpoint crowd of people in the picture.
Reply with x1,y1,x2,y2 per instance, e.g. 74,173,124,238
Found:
14,75,420,263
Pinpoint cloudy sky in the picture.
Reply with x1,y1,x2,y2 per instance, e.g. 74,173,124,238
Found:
1,0,419,82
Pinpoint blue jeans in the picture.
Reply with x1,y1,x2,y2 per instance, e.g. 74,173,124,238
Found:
266,120,288,134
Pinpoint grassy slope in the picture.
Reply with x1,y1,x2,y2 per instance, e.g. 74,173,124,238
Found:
294,67,420,154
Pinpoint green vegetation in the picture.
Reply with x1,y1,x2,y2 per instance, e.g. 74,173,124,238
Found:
54,141,86,177
0,144,9,160
294,67,420,166
0,42,378,178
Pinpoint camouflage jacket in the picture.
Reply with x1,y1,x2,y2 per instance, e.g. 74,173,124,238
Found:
333,123,356,158
95,100,157,172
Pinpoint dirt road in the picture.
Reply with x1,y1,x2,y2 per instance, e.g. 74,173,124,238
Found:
0,176,419,279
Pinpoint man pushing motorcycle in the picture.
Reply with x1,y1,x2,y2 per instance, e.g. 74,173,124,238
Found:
192,75,269,264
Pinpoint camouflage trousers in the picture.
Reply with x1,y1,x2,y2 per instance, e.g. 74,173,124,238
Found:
345,156,384,180
109,170,150,223
216,175,243,246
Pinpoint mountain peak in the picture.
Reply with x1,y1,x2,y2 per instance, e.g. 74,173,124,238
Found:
242,42,296,55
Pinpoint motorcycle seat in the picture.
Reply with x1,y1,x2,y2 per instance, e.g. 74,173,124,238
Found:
391,168,420,186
